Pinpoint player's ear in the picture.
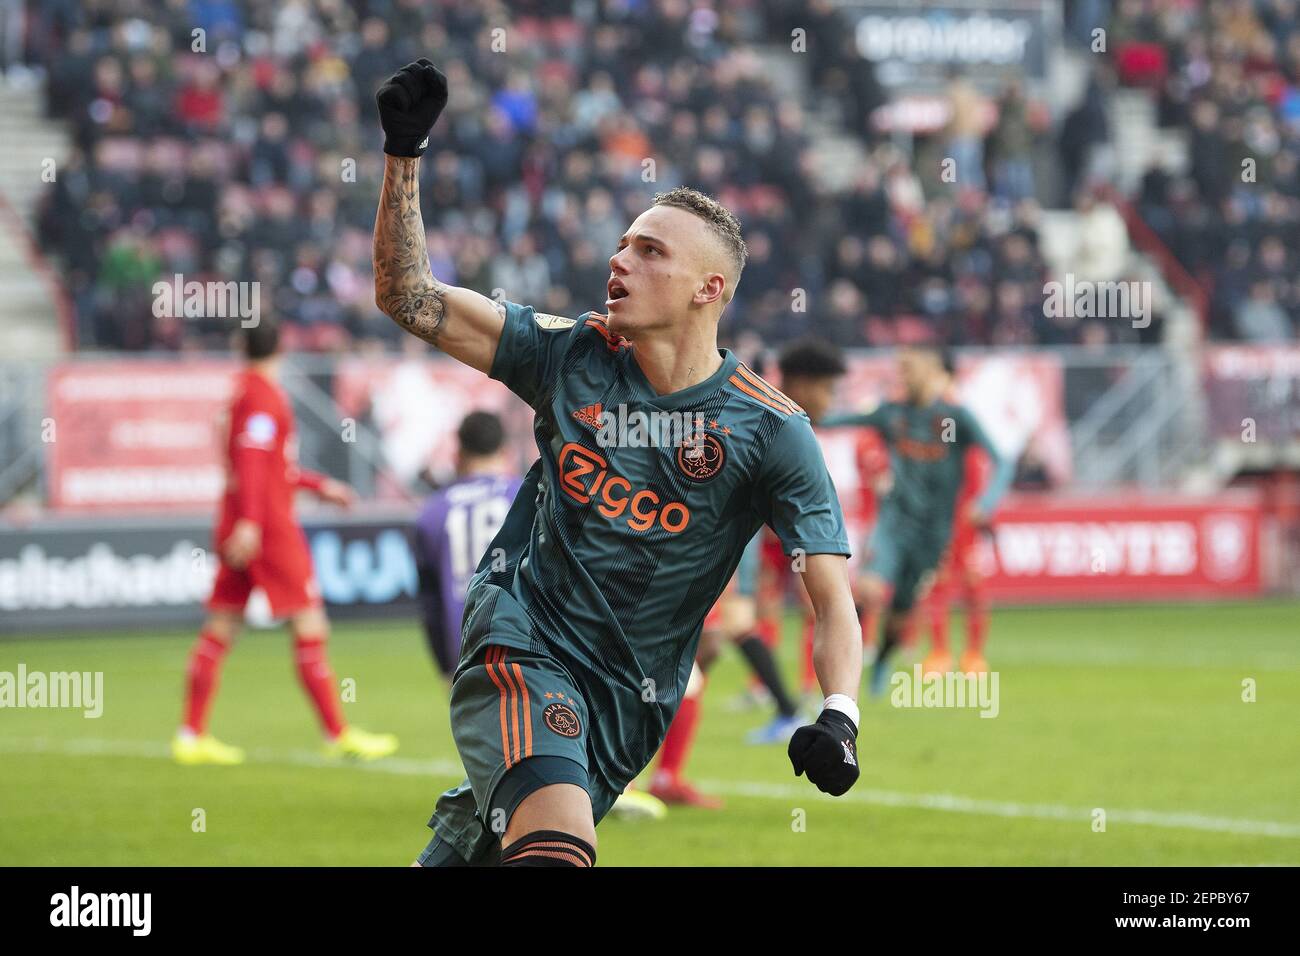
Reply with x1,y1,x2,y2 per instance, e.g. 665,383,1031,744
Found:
693,272,726,307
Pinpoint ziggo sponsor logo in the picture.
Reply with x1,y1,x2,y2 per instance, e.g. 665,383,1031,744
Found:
558,443,690,533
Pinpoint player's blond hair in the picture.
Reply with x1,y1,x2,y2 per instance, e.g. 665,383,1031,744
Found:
652,187,747,297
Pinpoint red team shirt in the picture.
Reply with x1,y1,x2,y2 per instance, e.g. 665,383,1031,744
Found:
853,428,890,529
207,368,325,616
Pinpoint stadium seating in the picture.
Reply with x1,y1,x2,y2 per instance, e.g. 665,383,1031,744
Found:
12,0,1183,353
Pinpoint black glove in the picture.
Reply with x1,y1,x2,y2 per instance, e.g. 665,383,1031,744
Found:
376,58,448,157
788,708,859,796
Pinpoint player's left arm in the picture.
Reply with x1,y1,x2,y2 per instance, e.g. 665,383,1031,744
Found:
958,408,1015,522
753,417,861,796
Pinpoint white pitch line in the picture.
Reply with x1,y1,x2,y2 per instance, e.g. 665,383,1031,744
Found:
4,736,1299,839
703,778,1300,838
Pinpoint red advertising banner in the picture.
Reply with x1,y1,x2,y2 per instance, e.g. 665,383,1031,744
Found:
46,361,238,512
973,493,1263,601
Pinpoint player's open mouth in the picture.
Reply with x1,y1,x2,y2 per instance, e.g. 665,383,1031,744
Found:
606,278,629,307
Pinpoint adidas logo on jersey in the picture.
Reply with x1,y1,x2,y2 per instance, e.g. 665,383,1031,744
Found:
572,404,604,430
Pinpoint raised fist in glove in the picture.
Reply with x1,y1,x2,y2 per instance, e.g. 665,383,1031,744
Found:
376,58,448,157
788,708,860,796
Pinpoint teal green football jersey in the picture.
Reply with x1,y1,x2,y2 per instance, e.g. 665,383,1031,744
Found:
824,399,1013,542
459,301,849,782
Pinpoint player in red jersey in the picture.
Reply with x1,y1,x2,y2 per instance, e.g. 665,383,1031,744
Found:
172,321,398,765
855,428,892,535
923,443,993,676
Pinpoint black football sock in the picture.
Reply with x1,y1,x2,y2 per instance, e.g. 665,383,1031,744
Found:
873,615,904,670
737,635,798,718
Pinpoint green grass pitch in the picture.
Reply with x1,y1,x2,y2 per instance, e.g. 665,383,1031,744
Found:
1,602,1297,865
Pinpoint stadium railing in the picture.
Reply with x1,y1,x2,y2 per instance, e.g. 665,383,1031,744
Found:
0,346,1231,513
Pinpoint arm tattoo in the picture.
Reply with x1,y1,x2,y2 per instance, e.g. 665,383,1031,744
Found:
373,157,450,344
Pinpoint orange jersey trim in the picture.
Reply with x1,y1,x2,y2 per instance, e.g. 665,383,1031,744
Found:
585,315,628,352
511,662,533,759
735,363,803,414
484,647,514,769
496,651,523,765
729,374,793,416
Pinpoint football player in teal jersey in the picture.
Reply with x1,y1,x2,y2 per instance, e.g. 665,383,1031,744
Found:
374,60,863,867
821,346,1014,698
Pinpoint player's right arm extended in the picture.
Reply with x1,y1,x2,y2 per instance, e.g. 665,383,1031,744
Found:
821,406,887,430
960,409,1015,518
372,60,504,374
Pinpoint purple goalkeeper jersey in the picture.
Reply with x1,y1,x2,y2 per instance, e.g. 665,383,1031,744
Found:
415,472,522,672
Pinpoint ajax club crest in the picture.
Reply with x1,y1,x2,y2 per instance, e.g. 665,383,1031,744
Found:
677,432,725,482
543,701,582,738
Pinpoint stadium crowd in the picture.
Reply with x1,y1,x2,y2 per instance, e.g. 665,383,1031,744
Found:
1113,0,1300,342
20,0,1217,353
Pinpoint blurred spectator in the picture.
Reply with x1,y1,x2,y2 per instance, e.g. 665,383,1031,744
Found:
1235,279,1293,341
987,81,1037,202
1058,74,1112,204
941,71,989,193
1069,189,1131,283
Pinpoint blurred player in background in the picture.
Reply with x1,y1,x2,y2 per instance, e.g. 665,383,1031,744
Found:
923,403,994,676
414,411,521,681
646,651,725,809
851,418,894,649
822,344,1013,698
730,534,807,745
172,321,399,765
